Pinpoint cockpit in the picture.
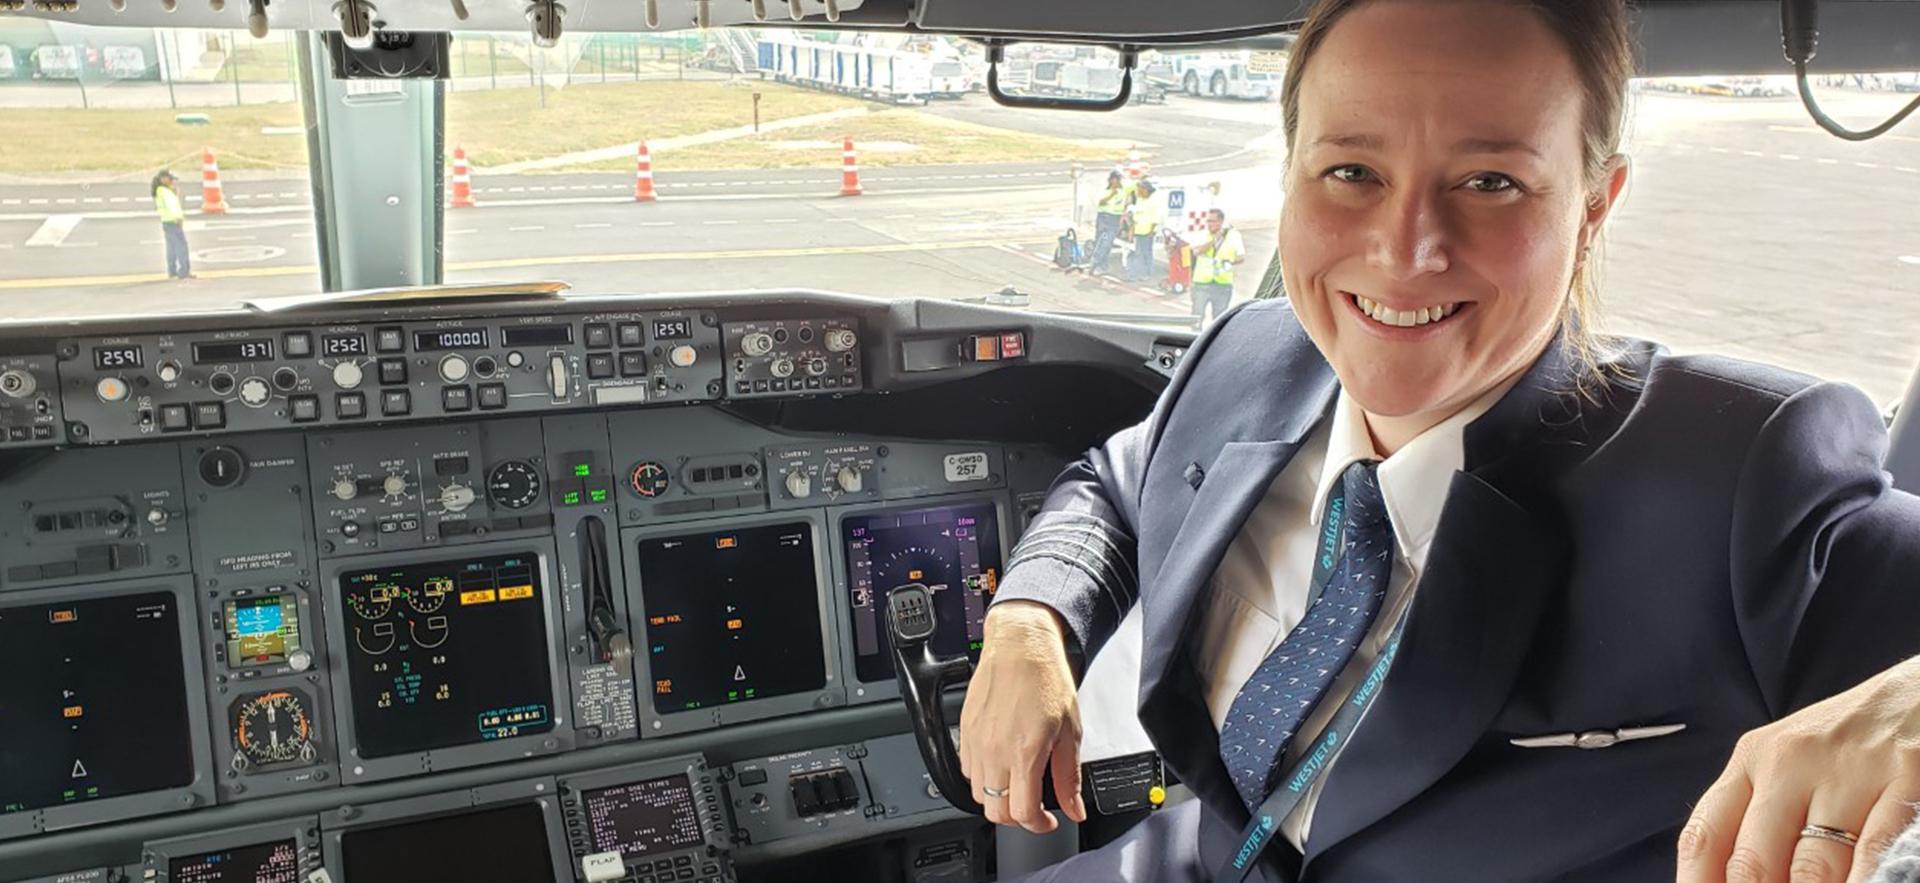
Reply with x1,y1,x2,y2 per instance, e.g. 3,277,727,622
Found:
1,1,1919,882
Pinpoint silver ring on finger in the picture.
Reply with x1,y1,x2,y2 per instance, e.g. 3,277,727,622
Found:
1800,824,1860,847
983,785,1009,798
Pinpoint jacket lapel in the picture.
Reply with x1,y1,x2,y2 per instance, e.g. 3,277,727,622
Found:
1301,338,1592,866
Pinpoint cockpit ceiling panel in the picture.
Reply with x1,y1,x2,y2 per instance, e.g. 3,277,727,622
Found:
0,0,891,35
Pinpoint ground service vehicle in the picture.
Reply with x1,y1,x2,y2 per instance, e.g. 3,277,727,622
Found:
0,1,1918,882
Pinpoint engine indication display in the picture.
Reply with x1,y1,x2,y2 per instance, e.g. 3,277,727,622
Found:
843,502,1002,683
0,591,196,815
337,554,555,758
223,595,301,668
341,802,554,883
169,839,300,883
582,774,704,860
637,523,826,713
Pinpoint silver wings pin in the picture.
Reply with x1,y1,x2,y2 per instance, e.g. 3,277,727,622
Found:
1509,723,1687,750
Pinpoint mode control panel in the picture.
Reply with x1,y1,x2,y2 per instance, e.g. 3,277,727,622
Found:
0,353,63,448
723,319,862,399
54,312,728,444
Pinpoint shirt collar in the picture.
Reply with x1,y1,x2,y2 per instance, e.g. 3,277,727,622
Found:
1309,373,1526,564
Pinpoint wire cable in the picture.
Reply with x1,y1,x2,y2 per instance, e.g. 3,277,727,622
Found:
1781,0,1920,141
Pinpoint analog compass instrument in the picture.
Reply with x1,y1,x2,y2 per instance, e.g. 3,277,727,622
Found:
232,690,317,769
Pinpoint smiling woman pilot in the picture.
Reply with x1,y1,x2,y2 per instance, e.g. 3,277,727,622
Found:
958,1,1920,881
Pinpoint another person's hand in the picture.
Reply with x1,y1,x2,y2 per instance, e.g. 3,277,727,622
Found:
1677,656,1920,882
958,600,1088,834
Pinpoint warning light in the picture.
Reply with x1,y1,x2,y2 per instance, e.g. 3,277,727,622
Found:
48,609,77,624
908,569,924,581
726,618,743,630
656,679,673,694
460,589,497,605
715,536,737,550
498,585,534,601
971,335,1001,362
62,705,83,719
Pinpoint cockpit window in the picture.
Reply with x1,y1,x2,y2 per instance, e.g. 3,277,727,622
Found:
2,24,1917,402
1,20,322,318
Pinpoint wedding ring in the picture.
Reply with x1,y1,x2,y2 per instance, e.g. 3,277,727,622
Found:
1800,824,1860,847
983,785,1009,798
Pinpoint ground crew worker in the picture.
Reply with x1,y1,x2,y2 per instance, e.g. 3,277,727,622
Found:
153,169,193,280
1190,207,1244,326
1122,180,1162,283
1083,171,1132,276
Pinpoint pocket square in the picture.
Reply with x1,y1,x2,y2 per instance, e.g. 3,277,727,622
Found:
1509,723,1686,750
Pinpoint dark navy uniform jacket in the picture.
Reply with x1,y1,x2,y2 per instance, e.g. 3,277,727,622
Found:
996,299,1920,881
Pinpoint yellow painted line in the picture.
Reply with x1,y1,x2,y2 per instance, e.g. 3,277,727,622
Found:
0,237,1055,290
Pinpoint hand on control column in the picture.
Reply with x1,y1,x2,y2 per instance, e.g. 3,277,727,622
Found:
959,600,1088,834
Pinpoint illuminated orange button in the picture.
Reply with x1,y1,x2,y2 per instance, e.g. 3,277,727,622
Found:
972,335,1001,361
498,585,533,601
63,705,83,719
460,589,497,605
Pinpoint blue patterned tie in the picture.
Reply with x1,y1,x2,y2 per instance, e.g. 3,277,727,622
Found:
1218,460,1393,812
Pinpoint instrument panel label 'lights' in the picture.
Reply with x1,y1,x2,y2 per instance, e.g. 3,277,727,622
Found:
338,554,556,758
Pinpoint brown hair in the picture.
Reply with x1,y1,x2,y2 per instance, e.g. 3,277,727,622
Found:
1280,0,1636,380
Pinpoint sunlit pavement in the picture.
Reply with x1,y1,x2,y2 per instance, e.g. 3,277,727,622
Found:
2,92,1918,403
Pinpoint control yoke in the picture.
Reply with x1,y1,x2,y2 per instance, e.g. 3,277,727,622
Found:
886,583,1060,816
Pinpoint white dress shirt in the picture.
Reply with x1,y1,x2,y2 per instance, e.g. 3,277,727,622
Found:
1197,375,1520,851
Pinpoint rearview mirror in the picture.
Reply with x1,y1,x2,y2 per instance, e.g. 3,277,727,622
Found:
986,42,1136,112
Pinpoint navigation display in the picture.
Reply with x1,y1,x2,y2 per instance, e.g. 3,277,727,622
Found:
337,553,555,758
0,592,195,814
168,839,300,883
223,595,301,668
582,774,704,859
637,522,827,713
341,802,553,882
843,502,1002,683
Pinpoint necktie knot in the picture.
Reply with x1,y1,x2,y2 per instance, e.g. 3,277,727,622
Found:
1339,460,1388,531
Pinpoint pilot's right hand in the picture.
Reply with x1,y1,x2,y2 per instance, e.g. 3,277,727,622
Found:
959,600,1088,833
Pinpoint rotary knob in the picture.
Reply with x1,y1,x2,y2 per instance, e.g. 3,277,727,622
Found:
0,369,34,398
331,478,358,501
771,358,795,379
238,376,271,408
95,376,129,403
382,474,409,497
825,328,858,353
331,361,364,390
439,355,470,383
146,507,170,527
741,332,775,357
783,468,812,499
439,483,476,513
287,650,313,673
835,465,863,493
805,358,828,377
669,345,698,368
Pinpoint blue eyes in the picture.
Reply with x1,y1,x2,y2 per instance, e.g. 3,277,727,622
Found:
1323,165,1521,194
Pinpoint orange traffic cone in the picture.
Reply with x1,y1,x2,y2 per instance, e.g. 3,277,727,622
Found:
634,141,657,203
839,136,862,197
199,147,228,215
449,147,476,209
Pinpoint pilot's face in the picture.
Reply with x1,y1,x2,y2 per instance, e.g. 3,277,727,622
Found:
1279,0,1613,424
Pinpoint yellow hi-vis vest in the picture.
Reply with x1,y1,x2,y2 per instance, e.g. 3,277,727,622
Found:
1193,227,1245,285
1097,187,1133,216
154,185,185,224
1130,199,1162,236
